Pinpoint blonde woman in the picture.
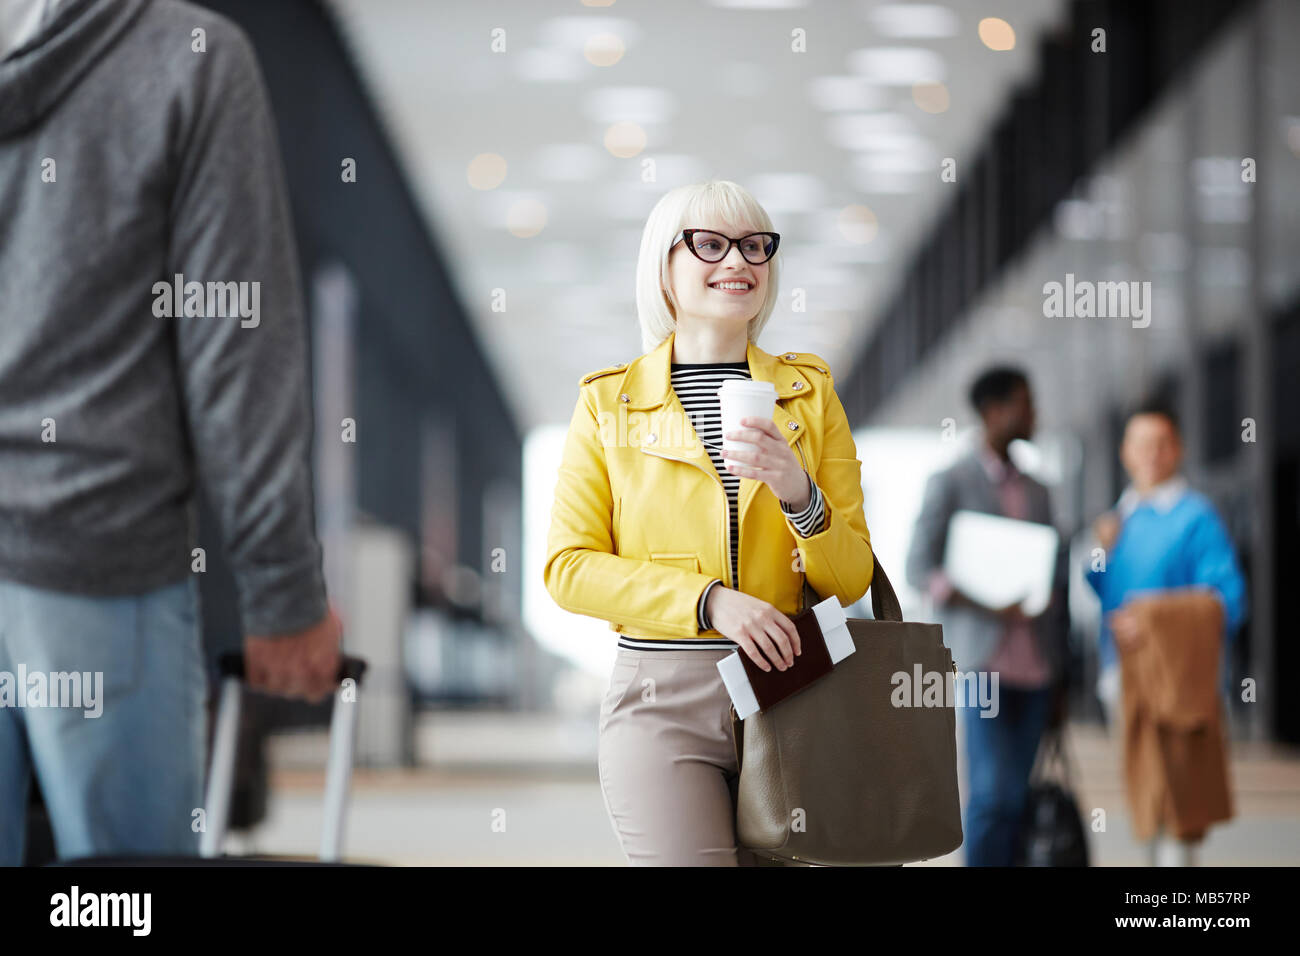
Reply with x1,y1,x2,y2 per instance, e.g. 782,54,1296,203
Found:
544,180,875,865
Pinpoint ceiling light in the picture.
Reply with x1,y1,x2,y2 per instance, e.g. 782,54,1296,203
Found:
869,4,959,39
847,47,946,85
807,75,888,112
748,172,829,212
978,17,1016,51
825,112,929,152
507,199,548,238
838,204,879,244
603,122,647,158
912,81,949,113
467,153,507,190
584,34,625,66
582,87,676,124
707,0,810,8
538,17,641,49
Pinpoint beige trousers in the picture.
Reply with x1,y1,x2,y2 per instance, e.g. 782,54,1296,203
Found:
597,646,768,866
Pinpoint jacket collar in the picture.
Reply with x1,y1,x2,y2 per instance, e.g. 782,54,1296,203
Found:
616,329,815,411
1116,474,1189,519
975,440,1019,484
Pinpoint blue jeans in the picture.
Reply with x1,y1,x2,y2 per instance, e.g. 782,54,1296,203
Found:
0,576,207,864
959,681,1051,867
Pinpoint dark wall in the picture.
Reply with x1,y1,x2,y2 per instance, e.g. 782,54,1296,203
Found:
844,0,1253,424
1270,298,1300,742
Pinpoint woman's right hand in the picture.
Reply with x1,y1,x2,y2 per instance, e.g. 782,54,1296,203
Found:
705,586,801,672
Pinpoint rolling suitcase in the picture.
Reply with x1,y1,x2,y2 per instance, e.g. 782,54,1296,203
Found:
52,653,369,866
202,652,369,862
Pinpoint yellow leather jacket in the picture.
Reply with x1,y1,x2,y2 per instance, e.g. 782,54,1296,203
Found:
543,330,874,640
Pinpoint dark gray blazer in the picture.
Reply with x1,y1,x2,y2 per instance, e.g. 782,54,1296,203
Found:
904,450,1069,682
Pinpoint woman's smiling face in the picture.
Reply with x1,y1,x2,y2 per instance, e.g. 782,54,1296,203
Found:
666,222,769,332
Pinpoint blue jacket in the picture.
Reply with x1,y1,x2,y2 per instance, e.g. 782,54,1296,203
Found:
1085,483,1247,676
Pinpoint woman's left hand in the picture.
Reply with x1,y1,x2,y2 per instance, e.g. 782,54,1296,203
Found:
721,416,811,510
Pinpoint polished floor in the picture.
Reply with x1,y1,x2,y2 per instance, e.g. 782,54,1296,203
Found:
216,713,1300,866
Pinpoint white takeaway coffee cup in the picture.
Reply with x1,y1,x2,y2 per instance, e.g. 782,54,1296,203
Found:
718,379,777,453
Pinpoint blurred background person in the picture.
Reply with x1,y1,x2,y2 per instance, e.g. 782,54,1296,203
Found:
906,367,1069,866
0,0,339,864
1086,401,1247,865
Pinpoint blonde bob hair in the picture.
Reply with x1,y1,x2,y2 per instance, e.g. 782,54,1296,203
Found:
635,180,781,355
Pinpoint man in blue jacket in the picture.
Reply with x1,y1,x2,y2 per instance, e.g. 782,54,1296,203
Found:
1086,401,1247,865
1088,402,1247,719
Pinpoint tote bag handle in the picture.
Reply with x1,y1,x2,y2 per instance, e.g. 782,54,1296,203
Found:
802,548,902,622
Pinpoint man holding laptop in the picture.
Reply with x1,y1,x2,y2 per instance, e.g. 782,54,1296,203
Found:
906,367,1069,867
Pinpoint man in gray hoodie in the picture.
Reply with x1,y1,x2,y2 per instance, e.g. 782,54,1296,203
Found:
0,0,339,862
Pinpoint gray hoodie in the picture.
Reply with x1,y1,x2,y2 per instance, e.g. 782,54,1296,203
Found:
0,0,62,59
0,0,327,635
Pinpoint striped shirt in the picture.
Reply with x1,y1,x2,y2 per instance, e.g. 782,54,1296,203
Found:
616,361,826,652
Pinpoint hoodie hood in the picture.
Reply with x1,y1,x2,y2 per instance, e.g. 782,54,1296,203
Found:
0,0,149,139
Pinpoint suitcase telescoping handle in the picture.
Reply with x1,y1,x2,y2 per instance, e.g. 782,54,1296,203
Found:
201,653,369,862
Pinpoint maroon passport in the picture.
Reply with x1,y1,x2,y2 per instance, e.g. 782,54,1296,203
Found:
738,605,833,713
